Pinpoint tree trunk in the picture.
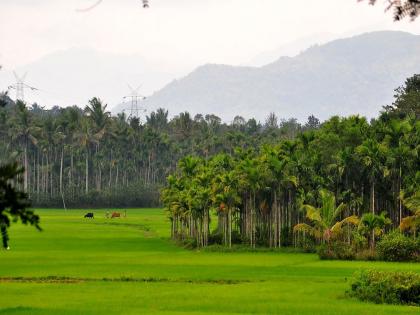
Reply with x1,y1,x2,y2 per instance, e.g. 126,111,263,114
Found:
24,143,28,191
371,181,375,215
399,166,402,224
60,147,66,210
228,208,232,248
85,149,89,194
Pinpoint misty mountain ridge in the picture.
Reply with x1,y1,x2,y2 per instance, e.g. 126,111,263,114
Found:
131,31,420,122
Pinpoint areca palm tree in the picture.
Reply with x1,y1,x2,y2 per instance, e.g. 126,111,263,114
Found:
294,189,359,244
236,154,263,247
358,212,392,250
356,139,388,214
383,118,413,223
260,145,297,247
212,171,241,248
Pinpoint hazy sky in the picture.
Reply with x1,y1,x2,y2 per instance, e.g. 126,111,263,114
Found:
1,0,420,69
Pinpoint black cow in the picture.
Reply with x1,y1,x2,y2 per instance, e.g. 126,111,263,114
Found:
84,212,94,219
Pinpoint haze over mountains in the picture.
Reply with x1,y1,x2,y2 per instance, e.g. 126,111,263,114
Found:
1,31,420,122
0,48,187,112
131,31,420,122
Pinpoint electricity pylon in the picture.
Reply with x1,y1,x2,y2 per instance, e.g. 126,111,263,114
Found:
8,71,38,102
123,84,147,120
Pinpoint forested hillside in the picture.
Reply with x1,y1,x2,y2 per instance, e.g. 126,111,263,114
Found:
139,31,420,121
0,95,309,208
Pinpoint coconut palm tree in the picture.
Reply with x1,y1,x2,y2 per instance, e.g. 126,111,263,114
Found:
73,118,97,194
294,189,359,244
10,101,40,192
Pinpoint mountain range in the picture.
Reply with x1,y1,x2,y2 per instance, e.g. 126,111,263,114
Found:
127,31,420,122
2,31,420,122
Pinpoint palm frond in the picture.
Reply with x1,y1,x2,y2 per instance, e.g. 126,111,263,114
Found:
333,202,347,221
293,223,321,239
331,215,359,233
303,205,322,223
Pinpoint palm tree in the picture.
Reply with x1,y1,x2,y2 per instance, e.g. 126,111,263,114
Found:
84,97,110,132
236,154,263,247
73,118,97,194
294,189,359,244
10,101,40,192
400,192,420,238
356,139,388,215
358,212,391,250
85,98,111,191
212,171,241,248
383,118,413,223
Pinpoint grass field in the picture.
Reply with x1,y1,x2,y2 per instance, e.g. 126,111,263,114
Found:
0,208,419,315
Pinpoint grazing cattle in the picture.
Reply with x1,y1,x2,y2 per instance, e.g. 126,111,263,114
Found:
111,212,121,219
84,212,94,219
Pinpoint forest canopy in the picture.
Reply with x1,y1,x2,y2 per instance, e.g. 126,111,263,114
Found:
161,75,419,248
0,75,418,213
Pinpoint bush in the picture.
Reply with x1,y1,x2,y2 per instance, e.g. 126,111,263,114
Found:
376,231,418,262
349,270,420,306
179,238,197,249
317,242,355,260
296,237,316,253
208,230,223,245
355,249,377,261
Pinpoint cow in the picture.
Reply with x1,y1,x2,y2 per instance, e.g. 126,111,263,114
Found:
111,212,121,219
84,212,94,219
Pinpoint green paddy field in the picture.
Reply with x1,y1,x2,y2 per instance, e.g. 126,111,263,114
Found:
0,208,419,315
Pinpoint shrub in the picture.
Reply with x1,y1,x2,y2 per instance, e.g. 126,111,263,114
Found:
317,242,355,260
351,231,368,252
355,249,377,261
349,270,420,306
179,238,197,249
376,231,418,262
296,237,316,253
208,231,223,245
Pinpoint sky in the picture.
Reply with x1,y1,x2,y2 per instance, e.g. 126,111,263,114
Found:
0,0,420,109
1,0,420,69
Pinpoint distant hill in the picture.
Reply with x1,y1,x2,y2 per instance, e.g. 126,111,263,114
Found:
132,31,420,122
0,48,183,110
244,32,336,67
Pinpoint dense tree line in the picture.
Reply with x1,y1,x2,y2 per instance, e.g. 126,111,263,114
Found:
0,92,313,208
162,75,419,248
0,69,40,249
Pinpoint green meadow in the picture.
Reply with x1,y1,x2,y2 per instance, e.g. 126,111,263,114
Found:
0,209,419,315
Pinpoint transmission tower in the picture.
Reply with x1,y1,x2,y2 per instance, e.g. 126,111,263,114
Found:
8,71,38,102
123,84,147,120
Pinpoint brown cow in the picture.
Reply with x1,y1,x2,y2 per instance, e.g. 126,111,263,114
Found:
111,212,121,219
